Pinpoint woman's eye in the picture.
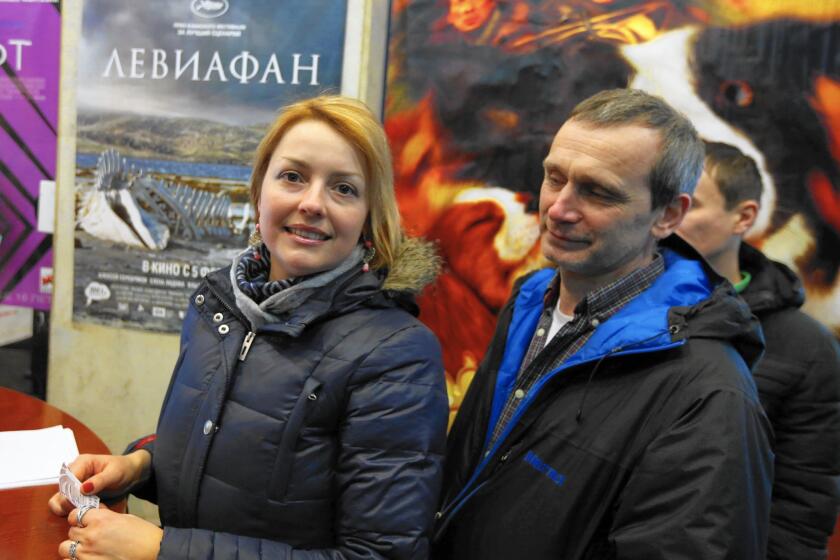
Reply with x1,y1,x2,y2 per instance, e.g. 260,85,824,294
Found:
334,183,358,197
279,171,303,183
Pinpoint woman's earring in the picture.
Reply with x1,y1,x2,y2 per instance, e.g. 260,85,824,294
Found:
362,238,375,273
249,223,262,246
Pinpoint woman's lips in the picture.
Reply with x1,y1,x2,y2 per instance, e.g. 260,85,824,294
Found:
284,225,330,244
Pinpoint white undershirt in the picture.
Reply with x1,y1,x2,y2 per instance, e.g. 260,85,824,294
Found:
545,303,574,347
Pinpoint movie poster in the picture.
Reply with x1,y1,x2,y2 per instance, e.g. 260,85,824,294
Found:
73,0,347,331
384,1,840,421
0,0,60,310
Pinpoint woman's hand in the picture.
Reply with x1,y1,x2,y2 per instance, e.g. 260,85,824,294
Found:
58,506,162,560
48,451,151,516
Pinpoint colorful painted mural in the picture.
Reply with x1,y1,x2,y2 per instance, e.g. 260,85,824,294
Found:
384,0,840,423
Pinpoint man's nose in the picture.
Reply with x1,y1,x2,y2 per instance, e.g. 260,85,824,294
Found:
546,186,582,223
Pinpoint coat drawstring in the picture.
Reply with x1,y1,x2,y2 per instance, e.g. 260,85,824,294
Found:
576,350,616,423
576,325,681,423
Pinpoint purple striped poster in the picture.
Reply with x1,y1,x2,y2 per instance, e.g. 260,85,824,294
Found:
0,0,60,310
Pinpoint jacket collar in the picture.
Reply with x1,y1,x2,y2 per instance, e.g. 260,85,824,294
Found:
738,242,804,314
206,262,385,337
204,235,441,336
514,235,763,369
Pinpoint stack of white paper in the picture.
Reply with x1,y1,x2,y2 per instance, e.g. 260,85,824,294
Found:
0,425,80,489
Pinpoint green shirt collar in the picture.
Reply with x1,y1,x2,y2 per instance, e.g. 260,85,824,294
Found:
734,270,752,293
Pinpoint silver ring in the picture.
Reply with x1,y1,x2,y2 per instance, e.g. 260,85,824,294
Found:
77,504,95,528
69,540,80,560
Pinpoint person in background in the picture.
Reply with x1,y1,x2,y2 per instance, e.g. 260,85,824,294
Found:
678,140,840,560
434,89,773,559
447,0,497,33
49,95,449,560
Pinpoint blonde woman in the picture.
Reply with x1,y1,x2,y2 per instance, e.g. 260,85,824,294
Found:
50,95,448,560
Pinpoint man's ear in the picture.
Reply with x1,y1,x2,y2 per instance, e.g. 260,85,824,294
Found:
732,200,759,236
651,193,691,240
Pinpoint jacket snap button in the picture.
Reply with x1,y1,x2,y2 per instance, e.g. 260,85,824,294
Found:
514,389,525,399
213,312,224,322
307,393,318,401
434,511,443,520
500,452,510,462
195,294,205,305
218,324,229,335
591,318,600,327
536,328,545,337
203,420,214,435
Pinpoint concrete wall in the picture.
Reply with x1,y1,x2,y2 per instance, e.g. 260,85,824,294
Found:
47,0,388,521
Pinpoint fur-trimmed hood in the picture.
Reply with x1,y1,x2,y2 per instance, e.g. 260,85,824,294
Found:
382,235,441,294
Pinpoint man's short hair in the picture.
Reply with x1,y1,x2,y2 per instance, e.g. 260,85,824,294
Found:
703,141,763,210
569,89,704,209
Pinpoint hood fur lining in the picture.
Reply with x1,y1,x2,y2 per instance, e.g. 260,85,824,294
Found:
383,235,441,294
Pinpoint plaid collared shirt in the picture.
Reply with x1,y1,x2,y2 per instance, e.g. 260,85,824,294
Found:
488,254,665,446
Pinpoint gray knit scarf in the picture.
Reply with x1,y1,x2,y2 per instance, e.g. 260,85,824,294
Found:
230,244,364,330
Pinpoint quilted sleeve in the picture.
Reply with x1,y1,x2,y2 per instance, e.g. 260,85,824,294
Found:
764,326,840,560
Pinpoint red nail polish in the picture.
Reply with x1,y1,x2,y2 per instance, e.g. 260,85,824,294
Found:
82,482,94,493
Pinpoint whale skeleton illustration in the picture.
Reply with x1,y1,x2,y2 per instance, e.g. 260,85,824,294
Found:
196,0,225,10
77,149,245,250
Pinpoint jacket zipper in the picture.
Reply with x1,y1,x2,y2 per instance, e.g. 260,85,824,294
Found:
203,282,256,362
204,282,249,324
239,331,256,361
187,280,251,521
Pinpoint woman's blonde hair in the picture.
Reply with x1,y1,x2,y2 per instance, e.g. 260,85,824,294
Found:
250,95,402,271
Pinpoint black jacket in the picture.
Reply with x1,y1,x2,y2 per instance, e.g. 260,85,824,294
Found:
434,237,773,559
739,243,840,560
130,240,448,559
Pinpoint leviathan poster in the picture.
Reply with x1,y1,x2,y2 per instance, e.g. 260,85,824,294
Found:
0,0,60,310
384,0,840,423
73,0,347,331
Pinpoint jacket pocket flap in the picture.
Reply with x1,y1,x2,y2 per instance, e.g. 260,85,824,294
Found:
269,376,323,499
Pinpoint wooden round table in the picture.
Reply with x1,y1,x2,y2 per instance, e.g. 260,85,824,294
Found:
0,388,112,559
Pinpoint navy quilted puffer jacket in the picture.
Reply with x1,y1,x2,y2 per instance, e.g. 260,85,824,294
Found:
130,240,448,559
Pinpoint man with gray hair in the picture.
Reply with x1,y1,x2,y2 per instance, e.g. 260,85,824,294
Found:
434,89,773,559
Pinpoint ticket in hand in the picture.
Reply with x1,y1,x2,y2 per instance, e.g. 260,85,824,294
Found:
59,463,100,509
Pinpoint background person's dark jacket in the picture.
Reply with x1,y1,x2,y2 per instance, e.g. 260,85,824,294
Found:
740,243,840,560
434,236,773,560
128,240,448,559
